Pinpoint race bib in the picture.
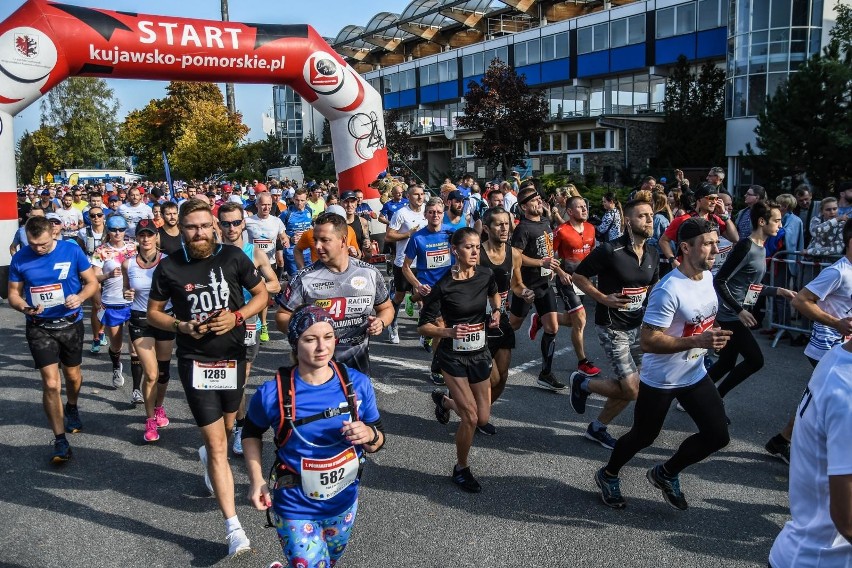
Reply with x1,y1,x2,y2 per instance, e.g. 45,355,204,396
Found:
453,322,486,352
619,287,648,312
244,322,257,346
742,284,763,307
301,447,360,501
254,239,274,253
425,248,450,269
192,360,238,390
682,316,716,362
30,283,65,309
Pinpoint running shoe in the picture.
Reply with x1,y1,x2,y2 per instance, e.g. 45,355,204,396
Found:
577,360,601,376
268,563,285,568
259,324,270,342
51,438,72,464
404,293,415,317
476,423,497,436
90,340,100,355
226,528,251,558
143,418,159,443
528,313,541,340
419,336,433,353
451,465,481,493
112,363,125,388
99,331,108,346
430,371,445,386
585,424,617,450
431,389,450,424
64,404,82,433
646,465,688,510
198,445,215,496
595,467,625,509
232,426,243,456
131,389,144,405
570,371,589,414
154,406,170,428
764,435,791,465
387,322,399,344
536,372,566,391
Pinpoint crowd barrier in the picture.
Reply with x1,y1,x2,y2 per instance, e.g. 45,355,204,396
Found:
765,250,841,348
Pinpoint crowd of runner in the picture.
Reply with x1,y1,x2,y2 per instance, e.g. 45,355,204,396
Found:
8,170,851,567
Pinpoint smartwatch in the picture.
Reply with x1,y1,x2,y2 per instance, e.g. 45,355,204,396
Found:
233,311,245,326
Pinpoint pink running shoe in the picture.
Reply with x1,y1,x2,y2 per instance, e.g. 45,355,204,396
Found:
154,406,170,428
144,418,160,443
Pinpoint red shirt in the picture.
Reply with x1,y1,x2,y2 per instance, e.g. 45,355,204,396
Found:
664,212,728,243
554,221,596,271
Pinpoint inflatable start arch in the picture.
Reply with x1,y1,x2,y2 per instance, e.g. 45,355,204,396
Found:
0,0,388,272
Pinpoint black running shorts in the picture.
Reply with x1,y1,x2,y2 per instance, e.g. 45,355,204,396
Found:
487,316,516,356
177,358,246,427
435,348,492,384
393,264,414,294
26,320,84,369
509,285,558,319
129,310,177,343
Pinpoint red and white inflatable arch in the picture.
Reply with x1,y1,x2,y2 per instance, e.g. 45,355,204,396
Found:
0,0,387,280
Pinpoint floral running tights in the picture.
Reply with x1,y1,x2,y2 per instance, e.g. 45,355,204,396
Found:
272,500,358,568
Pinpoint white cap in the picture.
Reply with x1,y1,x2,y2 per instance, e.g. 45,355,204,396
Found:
326,204,346,218
228,195,244,204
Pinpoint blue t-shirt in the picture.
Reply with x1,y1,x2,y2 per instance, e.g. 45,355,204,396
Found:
9,239,91,321
380,198,408,221
11,226,28,249
404,225,455,286
279,207,314,242
246,364,380,518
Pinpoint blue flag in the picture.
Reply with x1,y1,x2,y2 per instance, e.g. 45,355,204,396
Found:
162,150,174,196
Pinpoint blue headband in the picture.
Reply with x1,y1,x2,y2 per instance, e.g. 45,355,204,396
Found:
288,305,335,347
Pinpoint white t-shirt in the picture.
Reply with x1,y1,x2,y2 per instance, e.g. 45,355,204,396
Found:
769,344,852,568
805,257,852,362
55,206,84,238
503,191,518,214
389,206,426,267
118,203,154,238
92,241,137,305
640,269,718,389
245,214,285,261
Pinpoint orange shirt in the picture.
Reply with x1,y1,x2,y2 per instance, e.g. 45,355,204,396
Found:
295,226,360,262
554,221,596,270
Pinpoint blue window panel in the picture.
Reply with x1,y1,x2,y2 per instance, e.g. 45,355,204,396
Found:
540,58,570,83
399,89,417,108
383,92,400,110
697,27,727,59
577,51,610,78
463,75,483,94
437,80,459,100
516,63,542,85
609,44,646,73
421,84,439,104
655,34,696,65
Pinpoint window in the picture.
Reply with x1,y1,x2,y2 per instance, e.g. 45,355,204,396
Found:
541,32,569,61
566,129,617,151
454,140,476,157
438,60,458,82
656,3,696,39
384,69,416,93
578,23,609,54
698,0,724,30
420,63,437,86
462,47,507,77
514,38,541,67
529,134,564,153
611,14,646,48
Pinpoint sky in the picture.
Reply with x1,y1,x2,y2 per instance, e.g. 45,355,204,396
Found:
0,0,404,145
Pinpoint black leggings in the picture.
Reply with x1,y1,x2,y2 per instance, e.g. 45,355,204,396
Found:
708,319,764,398
606,376,730,477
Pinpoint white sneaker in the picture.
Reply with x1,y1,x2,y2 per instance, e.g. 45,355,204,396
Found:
198,445,215,496
112,363,125,388
388,322,399,344
226,528,251,557
131,389,144,404
232,426,243,456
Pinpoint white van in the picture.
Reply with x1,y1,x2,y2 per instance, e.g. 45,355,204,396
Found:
266,166,305,186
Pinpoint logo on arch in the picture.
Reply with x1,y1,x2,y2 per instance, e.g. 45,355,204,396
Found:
15,34,37,58
304,52,344,95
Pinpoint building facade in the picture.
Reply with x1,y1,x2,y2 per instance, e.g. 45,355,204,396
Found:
272,85,326,162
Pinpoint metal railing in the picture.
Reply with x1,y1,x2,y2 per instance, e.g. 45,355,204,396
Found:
766,250,841,347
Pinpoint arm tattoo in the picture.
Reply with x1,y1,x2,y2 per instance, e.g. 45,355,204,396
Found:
641,322,667,333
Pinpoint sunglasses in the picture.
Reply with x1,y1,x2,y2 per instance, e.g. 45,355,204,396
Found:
49,219,62,225
219,219,243,228
90,213,105,218
108,227,126,232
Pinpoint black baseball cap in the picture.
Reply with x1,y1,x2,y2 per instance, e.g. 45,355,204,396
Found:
340,190,359,201
677,217,718,243
135,219,157,235
693,182,719,199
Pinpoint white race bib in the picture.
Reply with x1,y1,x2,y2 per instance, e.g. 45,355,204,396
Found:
301,447,360,501
30,283,65,309
742,284,763,307
244,322,257,346
254,239,274,252
453,322,486,352
619,287,648,312
425,248,450,269
192,360,238,390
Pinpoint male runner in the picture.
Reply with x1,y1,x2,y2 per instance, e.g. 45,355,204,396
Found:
444,190,472,231
8,216,99,463
279,187,314,277
245,192,289,342
571,199,659,449
595,218,731,510
76,204,107,353
157,201,182,255
276,211,395,375
385,184,426,343
147,199,267,557
118,187,154,238
55,191,84,242
341,190,373,259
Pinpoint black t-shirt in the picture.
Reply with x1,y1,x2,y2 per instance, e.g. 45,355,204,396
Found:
510,217,553,291
149,244,263,361
479,244,512,316
17,201,32,226
574,234,660,330
157,227,183,256
419,266,498,355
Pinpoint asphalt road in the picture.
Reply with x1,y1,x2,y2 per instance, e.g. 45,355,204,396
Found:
0,298,808,568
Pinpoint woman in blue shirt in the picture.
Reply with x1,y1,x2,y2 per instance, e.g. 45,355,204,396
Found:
242,305,385,568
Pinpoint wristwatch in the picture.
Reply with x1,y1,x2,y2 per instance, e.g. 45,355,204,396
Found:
233,311,245,326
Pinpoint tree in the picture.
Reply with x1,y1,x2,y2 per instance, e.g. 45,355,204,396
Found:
232,134,284,180
456,59,548,176
658,56,726,168
171,98,248,179
298,132,334,181
384,108,417,165
39,77,121,168
16,125,61,184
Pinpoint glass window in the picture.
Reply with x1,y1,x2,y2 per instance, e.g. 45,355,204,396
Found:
555,33,569,58
566,133,579,150
463,55,475,77
542,35,555,61
752,0,770,30
515,41,528,66
578,26,593,54
747,73,766,115
791,0,809,26
766,72,787,99
698,0,722,30
421,64,436,86
676,3,696,34
656,7,675,39
528,39,540,65
771,0,792,28
552,134,563,152
628,15,646,44
611,19,628,48
732,75,747,117
593,23,609,51
580,131,592,149
593,130,606,149
438,60,457,82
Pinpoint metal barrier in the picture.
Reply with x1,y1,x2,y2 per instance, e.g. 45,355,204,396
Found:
765,250,841,347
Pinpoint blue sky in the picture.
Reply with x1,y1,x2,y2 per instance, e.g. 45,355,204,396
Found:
0,0,403,144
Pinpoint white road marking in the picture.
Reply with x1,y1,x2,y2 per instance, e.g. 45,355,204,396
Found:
371,355,430,372
371,381,399,394
509,346,574,376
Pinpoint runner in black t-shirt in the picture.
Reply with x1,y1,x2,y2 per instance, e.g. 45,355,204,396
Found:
571,199,660,450
508,187,567,391
157,201,183,255
147,199,267,558
420,227,501,493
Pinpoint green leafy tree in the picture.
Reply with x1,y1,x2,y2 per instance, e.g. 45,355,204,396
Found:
456,59,548,176
384,108,417,165
658,56,726,168
233,134,284,180
298,133,335,181
16,125,61,184
39,77,121,168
